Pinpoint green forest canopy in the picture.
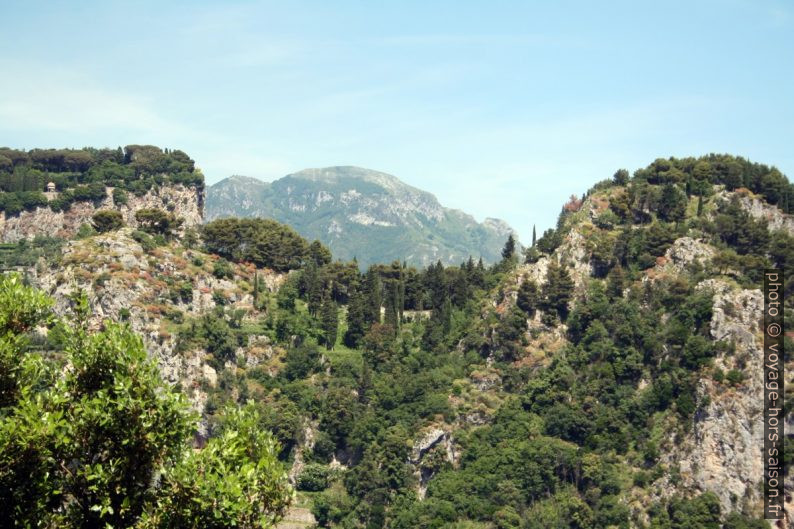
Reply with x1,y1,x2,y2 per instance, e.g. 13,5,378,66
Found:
0,145,203,215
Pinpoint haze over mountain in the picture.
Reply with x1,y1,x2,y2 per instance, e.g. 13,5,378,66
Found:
205,166,517,267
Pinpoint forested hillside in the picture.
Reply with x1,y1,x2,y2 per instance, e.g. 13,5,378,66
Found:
0,145,205,243
1,153,791,528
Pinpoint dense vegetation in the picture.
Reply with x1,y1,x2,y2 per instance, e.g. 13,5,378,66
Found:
2,153,790,528
202,217,325,272
0,275,292,528
0,236,64,271
191,154,785,528
0,145,203,215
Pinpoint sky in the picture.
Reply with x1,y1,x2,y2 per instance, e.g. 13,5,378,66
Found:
1,0,792,241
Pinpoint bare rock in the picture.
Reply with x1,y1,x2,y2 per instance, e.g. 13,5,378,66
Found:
0,184,204,242
663,237,715,272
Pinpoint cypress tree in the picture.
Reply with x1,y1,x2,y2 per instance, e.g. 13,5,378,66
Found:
302,262,323,316
344,287,368,348
424,261,446,311
384,280,399,330
532,225,537,247
363,267,382,324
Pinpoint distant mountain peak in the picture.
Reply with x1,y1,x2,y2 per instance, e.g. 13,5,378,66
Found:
225,174,266,185
285,166,427,196
206,167,518,267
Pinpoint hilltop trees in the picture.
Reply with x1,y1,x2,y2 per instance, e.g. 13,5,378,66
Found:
501,234,516,261
202,218,316,272
0,146,203,215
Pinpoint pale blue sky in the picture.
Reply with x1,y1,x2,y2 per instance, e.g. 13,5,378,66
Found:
1,0,792,240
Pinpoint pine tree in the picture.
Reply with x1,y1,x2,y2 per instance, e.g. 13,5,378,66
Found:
541,261,574,321
606,265,625,299
658,183,687,222
516,276,540,317
502,234,516,261
320,296,338,350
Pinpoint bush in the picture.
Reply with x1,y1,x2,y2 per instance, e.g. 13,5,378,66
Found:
726,369,745,386
131,230,156,252
297,464,331,492
135,208,182,236
213,258,234,279
112,187,128,206
75,222,96,239
92,209,124,232
0,277,291,528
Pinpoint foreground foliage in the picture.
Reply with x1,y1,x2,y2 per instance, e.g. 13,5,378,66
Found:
0,275,292,528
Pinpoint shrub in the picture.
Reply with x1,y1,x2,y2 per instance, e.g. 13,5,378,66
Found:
213,258,234,279
297,464,331,492
726,369,745,386
135,208,182,236
131,230,156,252
92,209,124,232
112,187,129,206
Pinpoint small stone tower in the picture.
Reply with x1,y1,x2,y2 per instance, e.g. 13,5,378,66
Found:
44,182,58,201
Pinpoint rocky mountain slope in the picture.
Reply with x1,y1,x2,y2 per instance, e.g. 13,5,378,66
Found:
456,180,794,526
10,152,792,528
28,228,285,435
205,167,516,267
0,184,203,242
0,145,204,242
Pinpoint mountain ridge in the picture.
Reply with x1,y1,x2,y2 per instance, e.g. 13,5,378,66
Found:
206,166,518,267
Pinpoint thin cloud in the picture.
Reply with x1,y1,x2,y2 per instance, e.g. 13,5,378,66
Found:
0,62,184,137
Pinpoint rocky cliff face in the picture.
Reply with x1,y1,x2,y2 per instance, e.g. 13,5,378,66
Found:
469,187,793,524
655,281,766,515
716,190,794,233
0,184,204,242
30,230,285,436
